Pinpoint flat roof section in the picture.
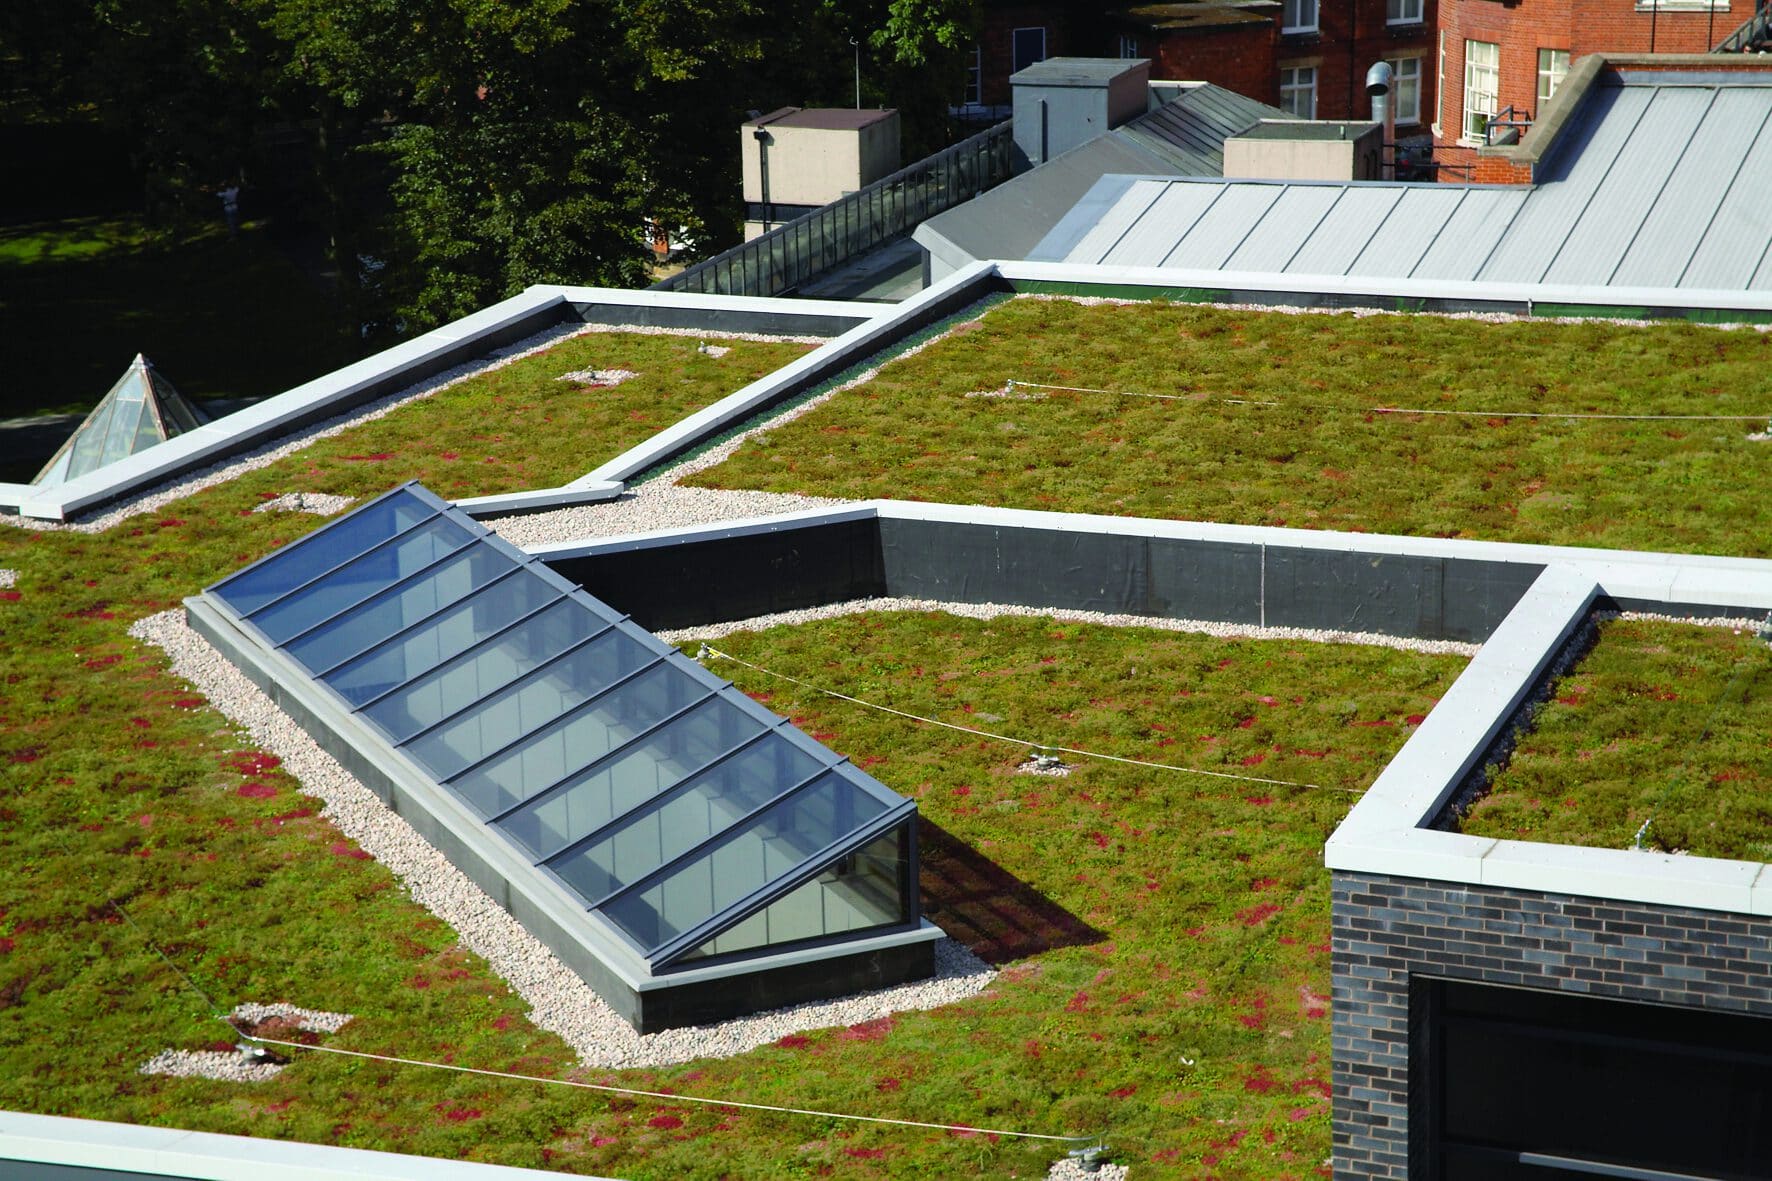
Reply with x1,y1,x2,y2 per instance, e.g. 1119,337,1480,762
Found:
193,482,932,1029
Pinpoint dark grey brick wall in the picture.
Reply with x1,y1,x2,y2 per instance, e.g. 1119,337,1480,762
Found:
1331,870,1772,1179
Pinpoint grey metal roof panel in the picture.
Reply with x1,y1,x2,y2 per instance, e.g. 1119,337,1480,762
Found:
1049,176,1173,262
1540,86,1720,287
920,135,1176,265
1223,184,1347,272
1117,84,1291,174
1478,84,1653,284
1682,103,1772,289
1409,188,1526,281
1094,181,1226,265
1289,186,1407,277
1612,87,1772,289
1153,182,1284,268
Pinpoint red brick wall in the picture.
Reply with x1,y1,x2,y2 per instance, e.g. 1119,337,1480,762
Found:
1433,0,1740,173
978,3,1075,106
1144,24,1280,106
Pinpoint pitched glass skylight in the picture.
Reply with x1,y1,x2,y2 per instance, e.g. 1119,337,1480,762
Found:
33,354,208,486
204,483,920,976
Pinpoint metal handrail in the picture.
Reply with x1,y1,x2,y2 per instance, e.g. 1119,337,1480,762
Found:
655,119,1014,298
1484,105,1535,146
1715,0,1772,51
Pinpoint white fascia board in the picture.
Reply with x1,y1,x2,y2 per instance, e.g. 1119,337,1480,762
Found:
543,283,887,325
1326,565,1597,852
0,1110,607,1181
994,259,1772,314
8,289,571,522
576,262,1002,488
524,504,883,562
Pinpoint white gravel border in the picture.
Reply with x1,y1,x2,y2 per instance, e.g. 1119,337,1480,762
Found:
140,1049,285,1084
0,568,15,589
250,492,355,516
231,1001,354,1034
128,609,994,1072
656,596,1483,657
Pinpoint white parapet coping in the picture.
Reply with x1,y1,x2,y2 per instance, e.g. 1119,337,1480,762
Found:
0,1110,615,1181
573,262,1001,488
994,259,1772,316
524,501,1772,917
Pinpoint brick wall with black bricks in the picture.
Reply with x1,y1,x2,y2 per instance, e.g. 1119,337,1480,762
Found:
1330,870,1772,1179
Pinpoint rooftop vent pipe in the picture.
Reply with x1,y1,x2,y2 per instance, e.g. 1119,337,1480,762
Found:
1365,61,1396,180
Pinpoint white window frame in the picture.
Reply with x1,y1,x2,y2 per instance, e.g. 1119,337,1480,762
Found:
1011,26,1047,74
1388,55,1423,125
1282,0,1319,34
1387,0,1425,25
1537,48,1570,107
1462,39,1500,145
1280,65,1318,119
1633,0,1728,10
1118,34,1141,59
962,45,982,106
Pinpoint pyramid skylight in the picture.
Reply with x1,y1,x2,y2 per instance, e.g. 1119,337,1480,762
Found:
191,483,933,1028
34,354,208,486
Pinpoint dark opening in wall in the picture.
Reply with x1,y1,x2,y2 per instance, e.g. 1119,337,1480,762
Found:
1414,977,1772,1180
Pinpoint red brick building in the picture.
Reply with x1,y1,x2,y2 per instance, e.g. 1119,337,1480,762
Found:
1434,0,1766,176
957,1,1438,166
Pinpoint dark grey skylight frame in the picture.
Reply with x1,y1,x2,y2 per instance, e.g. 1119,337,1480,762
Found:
191,482,937,1030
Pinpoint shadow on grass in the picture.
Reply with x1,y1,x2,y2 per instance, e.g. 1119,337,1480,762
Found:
918,818,1104,964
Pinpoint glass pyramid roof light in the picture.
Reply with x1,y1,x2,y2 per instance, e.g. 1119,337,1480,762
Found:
33,354,209,486
190,482,937,1030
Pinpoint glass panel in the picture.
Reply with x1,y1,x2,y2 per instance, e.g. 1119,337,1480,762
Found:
450,662,708,819
365,598,605,741
287,544,517,675
324,569,558,706
500,697,766,859
132,402,164,451
251,516,473,644
546,730,821,902
100,391,147,466
401,627,652,778
213,491,432,615
599,772,887,954
68,392,119,478
678,828,910,962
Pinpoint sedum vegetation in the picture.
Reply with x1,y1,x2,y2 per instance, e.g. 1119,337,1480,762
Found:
1459,617,1772,862
686,296,1772,557
0,355,1467,1179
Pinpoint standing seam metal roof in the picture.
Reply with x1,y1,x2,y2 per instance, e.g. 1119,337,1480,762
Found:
1035,75,1772,292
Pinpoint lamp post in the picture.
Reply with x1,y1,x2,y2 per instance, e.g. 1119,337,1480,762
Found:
850,37,861,108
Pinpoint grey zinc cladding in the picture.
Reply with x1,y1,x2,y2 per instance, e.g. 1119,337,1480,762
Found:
1043,71,1772,292
198,483,924,1018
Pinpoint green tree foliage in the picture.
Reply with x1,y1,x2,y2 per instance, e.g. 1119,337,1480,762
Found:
3,0,981,329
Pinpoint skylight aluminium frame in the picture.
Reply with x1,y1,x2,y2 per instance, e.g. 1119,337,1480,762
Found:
189,482,937,1030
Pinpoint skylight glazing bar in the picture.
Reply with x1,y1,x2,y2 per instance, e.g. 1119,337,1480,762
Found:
278,540,518,656
526,719,788,864
649,804,915,968
342,582,577,713
579,762,846,913
400,640,664,779
209,485,437,615
485,686,728,824
371,611,624,744
240,506,445,620
306,563,531,679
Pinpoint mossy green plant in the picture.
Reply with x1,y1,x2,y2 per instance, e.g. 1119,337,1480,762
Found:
684,296,1772,557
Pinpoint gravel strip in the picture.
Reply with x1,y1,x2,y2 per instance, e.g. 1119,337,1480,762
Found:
140,1049,284,1083
1615,610,1772,631
485,482,848,549
251,493,355,516
656,596,1484,657
556,368,638,387
1047,1156,1129,1180
128,609,994,1072
231,1001,354,1033
5,321,814,536
0,569,15,588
